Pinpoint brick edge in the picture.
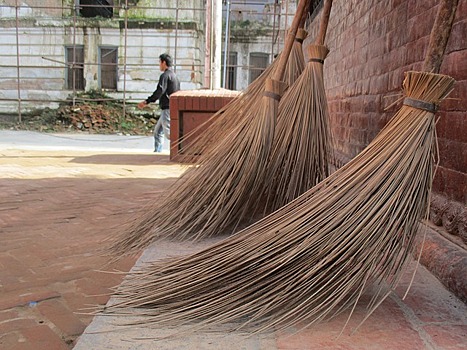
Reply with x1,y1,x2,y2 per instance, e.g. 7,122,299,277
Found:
414,223,467,304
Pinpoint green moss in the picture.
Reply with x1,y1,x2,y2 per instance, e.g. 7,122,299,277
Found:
229,20,271,42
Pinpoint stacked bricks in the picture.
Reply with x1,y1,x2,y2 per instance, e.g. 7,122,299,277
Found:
169,89,241,161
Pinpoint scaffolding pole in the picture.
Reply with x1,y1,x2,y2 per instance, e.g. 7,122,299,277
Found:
15,0,22,122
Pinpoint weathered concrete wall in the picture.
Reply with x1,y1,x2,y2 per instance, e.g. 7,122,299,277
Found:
0,0,291,112
230,0,296,28
124,0,205,23
0,0,205,20
226,1,298,91
229,38,276,91
0,1,204,113
0,0,64,17
0,25,69,112
305,0,466,244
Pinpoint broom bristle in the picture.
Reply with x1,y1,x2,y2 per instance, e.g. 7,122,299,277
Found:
103,71,455,333
108,77,286,253
176,34,306,163
106,36,306,256
262,44,333,213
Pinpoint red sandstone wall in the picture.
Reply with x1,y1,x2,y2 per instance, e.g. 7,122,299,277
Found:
305,0,466,242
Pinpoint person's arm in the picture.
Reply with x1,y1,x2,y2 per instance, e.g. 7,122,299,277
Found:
138,71,168,109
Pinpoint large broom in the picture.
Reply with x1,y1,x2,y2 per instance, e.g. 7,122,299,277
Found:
103,0,457,332
260,0,334,213
108,0,309,254
175,28,308,163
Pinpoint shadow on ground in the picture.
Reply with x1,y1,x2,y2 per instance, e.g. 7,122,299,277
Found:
69,153,176,166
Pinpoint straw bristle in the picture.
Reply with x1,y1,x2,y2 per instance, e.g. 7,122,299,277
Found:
107,77,286,253
176,37,306,163
263,44,333,212
103,71,455,333
107,38,306,256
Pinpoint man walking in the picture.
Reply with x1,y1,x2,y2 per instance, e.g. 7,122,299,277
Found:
138,53,180,152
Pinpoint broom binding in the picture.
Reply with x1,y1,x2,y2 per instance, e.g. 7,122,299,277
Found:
294,28,308,44
307,44,330,60
403,97,438,113
263,78,288,101
309,58,325,64
263,91,282,101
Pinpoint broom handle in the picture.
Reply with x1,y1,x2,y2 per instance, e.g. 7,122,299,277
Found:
299,0,312,28
315,0,333,45
272,0,308,82
423,0,459,73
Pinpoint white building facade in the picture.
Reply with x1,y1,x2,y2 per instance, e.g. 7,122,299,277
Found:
0,0,296,114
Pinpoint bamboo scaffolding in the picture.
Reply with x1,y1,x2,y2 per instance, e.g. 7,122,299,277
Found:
175,28,307,162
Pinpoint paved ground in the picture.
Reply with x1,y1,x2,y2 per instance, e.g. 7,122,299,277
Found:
0,130,466,349
0,131,183,349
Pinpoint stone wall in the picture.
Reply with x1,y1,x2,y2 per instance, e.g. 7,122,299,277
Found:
305,0,466,245
0,0,64,17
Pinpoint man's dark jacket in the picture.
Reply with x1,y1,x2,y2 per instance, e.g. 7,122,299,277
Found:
145,69,180,110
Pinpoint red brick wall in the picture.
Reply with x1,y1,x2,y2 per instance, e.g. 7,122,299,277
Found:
305,0,466,241
169,89,240,161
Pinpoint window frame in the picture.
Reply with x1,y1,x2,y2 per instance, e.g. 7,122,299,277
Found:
248,52,269,85
98,46,118,91
221,51,238,90
65,45,85,91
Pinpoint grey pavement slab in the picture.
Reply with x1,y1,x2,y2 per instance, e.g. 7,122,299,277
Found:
74,237,278,350
0,130,167,153
74,237,467,350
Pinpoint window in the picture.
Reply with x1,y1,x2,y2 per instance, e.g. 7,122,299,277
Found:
79,0,113,18
249,52,269,84
65,46,84,90
221,52,237,90
99,47,118,90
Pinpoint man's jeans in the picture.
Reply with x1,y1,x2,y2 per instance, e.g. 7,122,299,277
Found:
154,109,170,152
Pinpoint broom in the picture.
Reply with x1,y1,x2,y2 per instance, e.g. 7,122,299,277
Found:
176,27,308,163
176,2,310,163
107,0,309,254
103,0,457,332
261,0,334,213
